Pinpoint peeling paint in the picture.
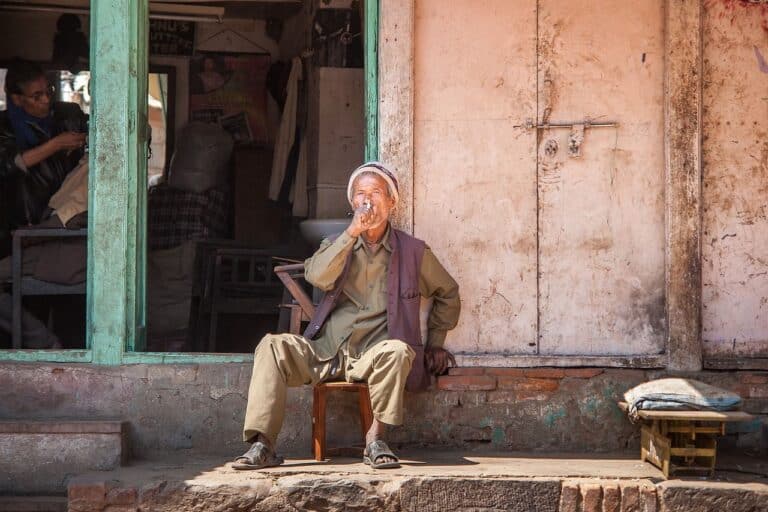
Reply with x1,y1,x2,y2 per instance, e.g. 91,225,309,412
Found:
702,0,768,358
543,406,566,428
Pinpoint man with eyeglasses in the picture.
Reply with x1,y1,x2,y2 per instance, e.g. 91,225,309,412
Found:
0,58,88,349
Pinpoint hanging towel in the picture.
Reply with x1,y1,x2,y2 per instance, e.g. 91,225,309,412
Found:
269,57,303,201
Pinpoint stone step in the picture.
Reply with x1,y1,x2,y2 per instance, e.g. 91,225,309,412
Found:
0,496,67,512
0,420,128,495
64,453,768,512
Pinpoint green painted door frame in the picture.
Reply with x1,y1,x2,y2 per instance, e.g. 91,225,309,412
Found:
0,0,379,364
87,0,149,364
364,0,379,162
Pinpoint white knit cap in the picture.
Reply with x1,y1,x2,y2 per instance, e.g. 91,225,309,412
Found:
346,161,399,206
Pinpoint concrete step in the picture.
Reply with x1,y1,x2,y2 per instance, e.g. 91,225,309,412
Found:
0,420,128,495
0,496,67,512
64,452,768,512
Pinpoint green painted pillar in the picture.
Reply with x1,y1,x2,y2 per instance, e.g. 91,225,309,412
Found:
364,0,379,161
88,0,148,363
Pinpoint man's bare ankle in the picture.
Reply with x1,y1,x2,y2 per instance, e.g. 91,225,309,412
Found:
253,433,273,450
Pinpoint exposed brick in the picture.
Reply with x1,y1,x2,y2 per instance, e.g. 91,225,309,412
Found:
564,368,605,379
106,487,137,506
603,369,648,380
742,398,768,414
436,375,496,391
448,367,486,376
581,484,603,512
497,376,560,394
747,385,768,399
602,483,621,512
559,482,580,512
68,480,108,512
523,368,565,379
458,390,489,405
486,390,519,404
639,486,657,512
620,484,640,512
484,368,526,377
740,373,768,385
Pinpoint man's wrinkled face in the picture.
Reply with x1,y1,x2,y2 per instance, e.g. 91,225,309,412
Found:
351,172,396,229
11,76,53,118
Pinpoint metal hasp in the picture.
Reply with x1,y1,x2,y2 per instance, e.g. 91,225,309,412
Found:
516,119,619,158
515,119,620,130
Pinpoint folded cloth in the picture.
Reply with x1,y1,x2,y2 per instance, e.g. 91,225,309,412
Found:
49,155,88,225
623,378,742,422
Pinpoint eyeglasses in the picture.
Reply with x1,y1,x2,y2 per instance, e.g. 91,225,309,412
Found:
21,85,56,102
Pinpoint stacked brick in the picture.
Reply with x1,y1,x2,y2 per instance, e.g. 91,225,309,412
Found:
437,367,606,394
559,481,658,512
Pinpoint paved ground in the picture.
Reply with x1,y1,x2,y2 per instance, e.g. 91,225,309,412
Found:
108,451,665,483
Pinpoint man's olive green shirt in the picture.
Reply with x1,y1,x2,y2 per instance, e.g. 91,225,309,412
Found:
304,226,460,361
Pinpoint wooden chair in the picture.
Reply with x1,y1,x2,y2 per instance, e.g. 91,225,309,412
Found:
273,263,374,461
201,248,284,352
11,228,87,349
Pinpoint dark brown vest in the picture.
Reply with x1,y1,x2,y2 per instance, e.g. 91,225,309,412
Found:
304,227,429,391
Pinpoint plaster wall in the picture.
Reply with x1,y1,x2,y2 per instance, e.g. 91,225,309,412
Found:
701,2,768,358
413,0,539,356
0,363,764,458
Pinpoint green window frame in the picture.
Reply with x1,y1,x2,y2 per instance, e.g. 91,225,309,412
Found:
0,0,379,365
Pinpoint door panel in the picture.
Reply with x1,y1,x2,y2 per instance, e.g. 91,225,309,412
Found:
536,0,666,355
413,1,667,357
702,2,768,358
414,0,538,353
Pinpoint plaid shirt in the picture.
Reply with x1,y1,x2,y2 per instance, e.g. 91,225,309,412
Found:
148,185,229,250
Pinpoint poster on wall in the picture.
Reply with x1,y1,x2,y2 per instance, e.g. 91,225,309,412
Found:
149,20,195,56
189,53,270,146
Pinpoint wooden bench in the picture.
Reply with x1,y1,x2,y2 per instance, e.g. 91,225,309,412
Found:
618,401,753,478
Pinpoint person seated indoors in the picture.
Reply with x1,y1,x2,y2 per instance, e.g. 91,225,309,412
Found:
0,58,88,348
0,58,87,231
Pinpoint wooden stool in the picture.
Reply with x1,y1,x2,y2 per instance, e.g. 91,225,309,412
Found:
619,402,754,478
312,382,374,461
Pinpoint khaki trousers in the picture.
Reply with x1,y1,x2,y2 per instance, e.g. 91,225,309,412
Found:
243,334,414,445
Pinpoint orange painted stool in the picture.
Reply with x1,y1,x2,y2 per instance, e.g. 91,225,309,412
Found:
312,382,374,461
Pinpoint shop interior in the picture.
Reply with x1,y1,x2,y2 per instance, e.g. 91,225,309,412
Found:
0,0,366,353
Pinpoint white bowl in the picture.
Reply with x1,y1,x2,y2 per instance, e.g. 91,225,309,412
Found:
299,218,350,247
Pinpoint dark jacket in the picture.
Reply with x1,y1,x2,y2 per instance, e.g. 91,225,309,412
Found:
304,228,430,391
0,102,86,244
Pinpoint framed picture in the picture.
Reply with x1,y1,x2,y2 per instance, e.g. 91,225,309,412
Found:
189,53,269,146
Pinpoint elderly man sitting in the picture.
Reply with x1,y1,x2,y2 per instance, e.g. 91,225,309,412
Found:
235,162,461,470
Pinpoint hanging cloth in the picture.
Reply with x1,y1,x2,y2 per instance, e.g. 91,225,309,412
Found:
269,57,303,201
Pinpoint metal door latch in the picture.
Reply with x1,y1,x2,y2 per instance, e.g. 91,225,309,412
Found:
514,119,619,130
516,119,618,158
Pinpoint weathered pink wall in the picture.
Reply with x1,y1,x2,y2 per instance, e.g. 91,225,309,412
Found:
702,2,768,358
414,0,538,356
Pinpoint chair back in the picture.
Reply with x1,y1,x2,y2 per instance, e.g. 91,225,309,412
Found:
274,263,315,334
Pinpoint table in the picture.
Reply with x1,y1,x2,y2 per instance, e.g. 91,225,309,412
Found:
618,401,754,478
